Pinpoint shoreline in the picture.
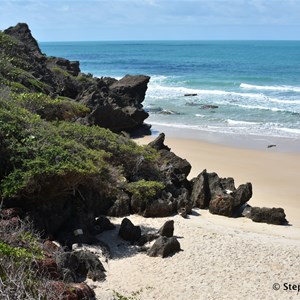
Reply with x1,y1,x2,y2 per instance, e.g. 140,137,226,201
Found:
145,123,300,153
135,127,300,228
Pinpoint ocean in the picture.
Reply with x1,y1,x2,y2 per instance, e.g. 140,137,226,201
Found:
40,41,300,140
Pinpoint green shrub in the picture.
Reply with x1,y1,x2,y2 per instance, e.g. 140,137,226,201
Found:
126,179,164,201
14,92,90,121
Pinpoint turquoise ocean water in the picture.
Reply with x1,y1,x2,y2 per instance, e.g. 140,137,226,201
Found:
40,41,300,139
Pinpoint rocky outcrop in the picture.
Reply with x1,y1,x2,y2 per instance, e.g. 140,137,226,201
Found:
2,23,151,135
242,206,288,225
191,169,252,217
55,250,106,283
4,23,42,57
147,133,193,217
147,236,181,258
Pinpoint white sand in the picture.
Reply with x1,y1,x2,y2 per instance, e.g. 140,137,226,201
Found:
90,212,300,300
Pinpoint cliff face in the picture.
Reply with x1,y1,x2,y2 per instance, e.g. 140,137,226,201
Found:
0,23,150,134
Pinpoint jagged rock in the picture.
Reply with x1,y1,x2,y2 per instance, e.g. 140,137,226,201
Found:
118,218,141,242
148,133,171,151
4,23,42,56
191,170,210,209
209,195,234,217
109,75,151,107
149,134,191,186
191,169,252,215
89,104,148,132
147,236,181,258
55,250,106,283
233,183,252,207
159,149,191,187
46,57,80,76
158,220,174,237
2,24,151,134
242,206,288,225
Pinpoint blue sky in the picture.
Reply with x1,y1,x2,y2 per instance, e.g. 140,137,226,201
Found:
1,0,300,41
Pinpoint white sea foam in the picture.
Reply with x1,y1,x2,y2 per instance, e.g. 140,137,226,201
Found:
226,119,259,126
276,127,300,134
240,83,300,92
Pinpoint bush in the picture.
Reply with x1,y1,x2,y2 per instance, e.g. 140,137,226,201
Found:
126,179,164,203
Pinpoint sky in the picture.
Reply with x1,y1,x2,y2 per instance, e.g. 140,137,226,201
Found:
1,0,300,41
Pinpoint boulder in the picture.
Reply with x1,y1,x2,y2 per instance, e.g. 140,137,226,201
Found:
209,195,234,217
191,169,253,215
109,75,151,107
118,218,141,243
158,220,174,237
191,169,210,209
147,236,181,258
55,250,106,283
143,199,174,218
233,183,252,207
242,206,288,225
90,104,148,132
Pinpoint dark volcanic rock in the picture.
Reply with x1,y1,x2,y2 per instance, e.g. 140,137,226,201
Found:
158,220,174,237
209,195,234,217
55,250,106,283
4,23,42,56
148,133,171,151
109,75,151,107
90,104,148,132
147,236,181,258
233,183,252,208
242,206,288,225
2,23,151,134
118,218,142,242
191,170,210,209
143,199,174,218
191,169,253,217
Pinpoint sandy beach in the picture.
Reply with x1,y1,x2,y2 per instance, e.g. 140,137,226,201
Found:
89,130,300,300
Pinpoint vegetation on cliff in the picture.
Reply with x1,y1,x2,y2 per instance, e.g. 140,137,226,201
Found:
0,24,161,299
